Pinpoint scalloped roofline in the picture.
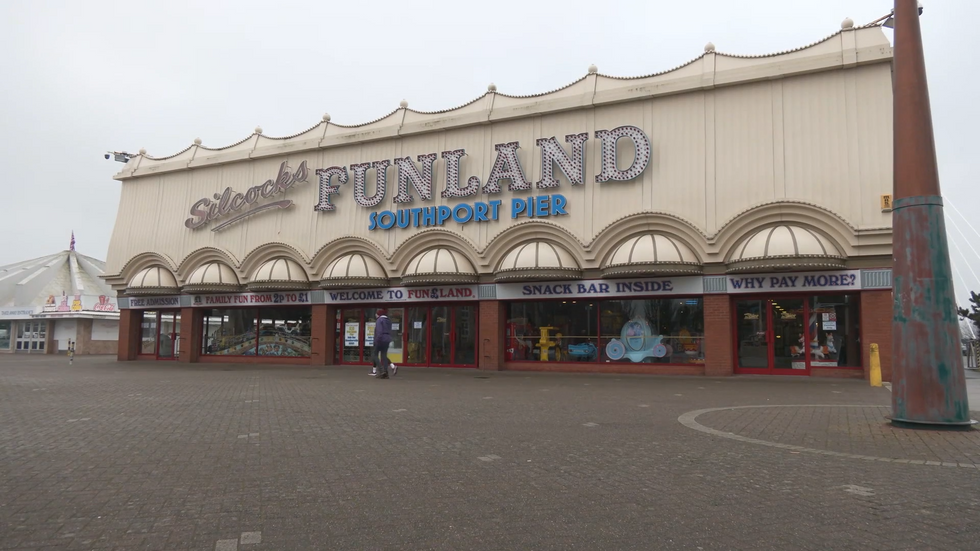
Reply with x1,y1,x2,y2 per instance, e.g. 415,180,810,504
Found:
116,23,891,179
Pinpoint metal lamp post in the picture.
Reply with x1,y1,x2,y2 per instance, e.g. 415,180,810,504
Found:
890,0,974,427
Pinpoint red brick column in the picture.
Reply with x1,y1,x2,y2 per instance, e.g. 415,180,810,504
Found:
703,294,734,376
178,307,200,363
860,290,893,382
310,304,335,366
479,300,503,371
117,309,141,361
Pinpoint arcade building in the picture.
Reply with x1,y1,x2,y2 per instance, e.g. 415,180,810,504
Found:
104,21,894,380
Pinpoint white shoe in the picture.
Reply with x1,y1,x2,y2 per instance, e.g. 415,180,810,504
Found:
370,367,377,376
391,364,398,376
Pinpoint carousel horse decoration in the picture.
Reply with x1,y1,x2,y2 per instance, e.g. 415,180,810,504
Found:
605,317,668,362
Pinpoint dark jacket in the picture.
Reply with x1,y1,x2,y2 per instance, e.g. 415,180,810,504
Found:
375,315,393,346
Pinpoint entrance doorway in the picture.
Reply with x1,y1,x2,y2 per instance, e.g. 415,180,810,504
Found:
734,298,808,375
140,310,181,360
15,320,47,352
339,304,477,367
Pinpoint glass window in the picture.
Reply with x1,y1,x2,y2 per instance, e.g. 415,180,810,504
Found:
202,309,257,355
0,321,10,349
141,311,158,354
506,301,598,362
809,295,860,368
342,309,363,362
601,299,704,364
257,307,311,357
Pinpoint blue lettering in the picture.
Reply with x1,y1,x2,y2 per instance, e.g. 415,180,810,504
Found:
563,284,572,294
377,211,395,230
662,281,672,292
577,284,587,293
551,194,568,215
437,206,452,225
453,203,474,224
511,198,526,218
410,208,422,227
421,207,436,226
396,209,411,229
489,200,501,220
788,276,798,287
522,285,533,296
754,277,765,289
368,212,377,231
803,275,817,286
730,278,743,289
770,277,781,288
474,202,489,222
534,196,549,217
599,283,609,293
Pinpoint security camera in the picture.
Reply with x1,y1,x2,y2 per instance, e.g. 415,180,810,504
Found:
104,153,111,160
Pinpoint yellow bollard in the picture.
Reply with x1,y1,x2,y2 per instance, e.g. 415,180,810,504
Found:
869,343,882,387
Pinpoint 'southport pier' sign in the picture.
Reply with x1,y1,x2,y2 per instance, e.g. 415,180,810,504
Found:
181,125,653,233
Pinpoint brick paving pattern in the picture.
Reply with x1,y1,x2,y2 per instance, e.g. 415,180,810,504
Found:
1,355,980,550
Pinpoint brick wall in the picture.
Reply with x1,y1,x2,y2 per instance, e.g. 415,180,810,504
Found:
703,294,733,376
177,308,201,363
860,289,893,382
479,301,503,370
117,309,141,361
310,305,334,366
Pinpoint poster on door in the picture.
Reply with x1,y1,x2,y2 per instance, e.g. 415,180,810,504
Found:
365,323,375,347
344,322,359,347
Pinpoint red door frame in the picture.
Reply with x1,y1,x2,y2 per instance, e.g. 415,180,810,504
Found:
156,310,180,361
732,295,811,376
337,303,478,368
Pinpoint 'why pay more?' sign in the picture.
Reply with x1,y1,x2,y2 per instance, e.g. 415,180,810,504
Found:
727,271,861,293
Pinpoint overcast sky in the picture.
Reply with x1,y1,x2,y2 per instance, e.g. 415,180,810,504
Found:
1,0,978,303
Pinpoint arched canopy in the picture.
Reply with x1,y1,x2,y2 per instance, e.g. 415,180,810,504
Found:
603,233,702,278
401,248,478,286
494,242,581,282
320,253,388,288
727,224,844,273
127,266,179,295
183,261,241,293
247,258,310,291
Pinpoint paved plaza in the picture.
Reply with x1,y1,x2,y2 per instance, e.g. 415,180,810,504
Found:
1,356,980,550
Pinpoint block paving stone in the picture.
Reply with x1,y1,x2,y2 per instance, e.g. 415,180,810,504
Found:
1,355,979,550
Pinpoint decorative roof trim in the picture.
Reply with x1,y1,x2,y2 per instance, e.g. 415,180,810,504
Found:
117,26,890,167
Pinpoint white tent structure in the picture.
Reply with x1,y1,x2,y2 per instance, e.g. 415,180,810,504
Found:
0,243,119,354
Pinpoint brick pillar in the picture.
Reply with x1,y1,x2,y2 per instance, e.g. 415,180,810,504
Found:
310,304,337,366
478,300,503,370
860,289,893,382
75,319,93,355
703,294,734,376
117,309,141,361
178,307,200,363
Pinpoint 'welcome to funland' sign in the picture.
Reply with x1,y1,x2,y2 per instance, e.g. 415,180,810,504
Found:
183,126,653,233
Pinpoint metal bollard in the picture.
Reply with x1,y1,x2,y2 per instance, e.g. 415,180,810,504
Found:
869,343,882,387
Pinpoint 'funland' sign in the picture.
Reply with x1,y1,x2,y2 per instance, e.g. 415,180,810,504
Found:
183,126,652,232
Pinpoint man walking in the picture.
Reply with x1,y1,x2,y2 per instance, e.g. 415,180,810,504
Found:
373,308,397,378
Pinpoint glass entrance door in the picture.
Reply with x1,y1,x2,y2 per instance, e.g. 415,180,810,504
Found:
734,298,809,375
771,299,806,372
428,305,476,367
158,311,181,360
15,321,47,353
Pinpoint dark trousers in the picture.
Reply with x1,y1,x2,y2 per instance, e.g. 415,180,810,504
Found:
375,341,391,374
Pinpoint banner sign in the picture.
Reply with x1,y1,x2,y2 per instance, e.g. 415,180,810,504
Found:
495,277,704,300
324,285,477,304
726,270,862,294
191,291,313,307
0,307,38,319
127,296,181,309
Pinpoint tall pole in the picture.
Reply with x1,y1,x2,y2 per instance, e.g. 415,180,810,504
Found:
890,0,973,427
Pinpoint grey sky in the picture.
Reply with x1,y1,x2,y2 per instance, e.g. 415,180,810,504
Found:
1,1,977,302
